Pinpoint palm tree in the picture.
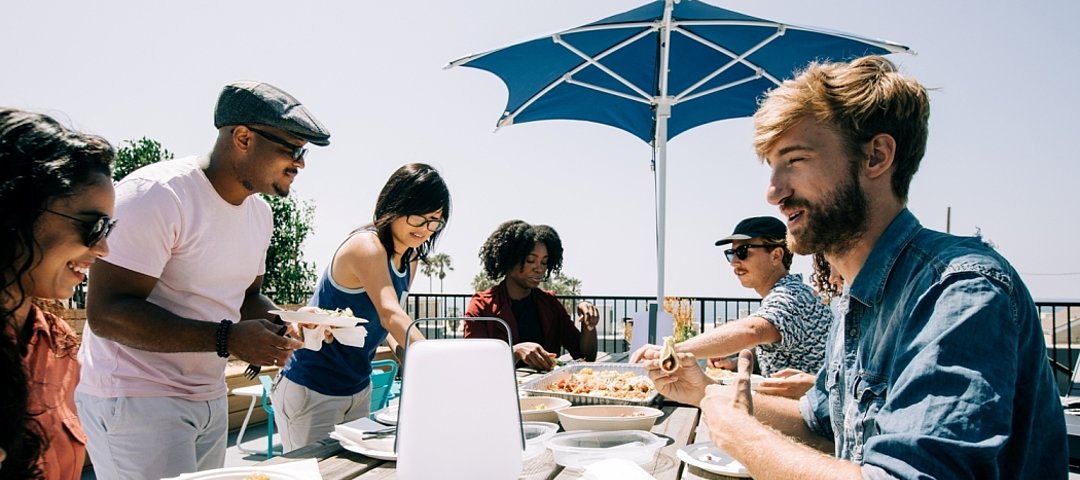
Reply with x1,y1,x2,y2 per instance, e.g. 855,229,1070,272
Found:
420,258,436,292
430,253,454,293
421,253,454,293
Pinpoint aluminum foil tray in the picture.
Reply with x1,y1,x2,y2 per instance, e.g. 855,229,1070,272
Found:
520,362,660,406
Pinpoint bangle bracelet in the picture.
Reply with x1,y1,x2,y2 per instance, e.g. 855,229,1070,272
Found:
215,319,233,358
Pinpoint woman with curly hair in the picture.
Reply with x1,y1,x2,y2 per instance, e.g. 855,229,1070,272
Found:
0,108,115,479
464,220,598,371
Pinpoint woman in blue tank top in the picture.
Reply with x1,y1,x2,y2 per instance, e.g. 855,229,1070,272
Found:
271,163,451,452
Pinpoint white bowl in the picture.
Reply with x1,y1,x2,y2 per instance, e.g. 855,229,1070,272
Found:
545,430,665,469
519,396,572,423
555,405,663,431
522,421,559,460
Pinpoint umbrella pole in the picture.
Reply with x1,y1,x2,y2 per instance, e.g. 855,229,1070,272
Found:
652,108,669,346
650,0,676,346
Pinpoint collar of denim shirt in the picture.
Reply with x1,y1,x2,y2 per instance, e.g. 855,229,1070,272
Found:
847,208,921,308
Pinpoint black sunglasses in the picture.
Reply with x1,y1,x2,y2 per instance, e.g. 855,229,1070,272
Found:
405,214,446,232
247,126,307,161
724,243,781,263
44,209,117,247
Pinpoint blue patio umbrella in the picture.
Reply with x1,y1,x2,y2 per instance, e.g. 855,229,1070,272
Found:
448,0,911,342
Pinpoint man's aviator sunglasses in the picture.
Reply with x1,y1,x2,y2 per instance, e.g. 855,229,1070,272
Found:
724,244,781,263
44,209,117,247
247,126,307,161
405,214,446,232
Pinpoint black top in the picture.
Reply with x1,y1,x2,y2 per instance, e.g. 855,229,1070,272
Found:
510,295,544,346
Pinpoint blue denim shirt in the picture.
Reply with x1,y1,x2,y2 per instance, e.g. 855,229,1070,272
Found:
799,209,1067,479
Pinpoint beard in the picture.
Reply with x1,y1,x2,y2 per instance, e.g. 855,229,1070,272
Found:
784,164,869,256
272,182,290,197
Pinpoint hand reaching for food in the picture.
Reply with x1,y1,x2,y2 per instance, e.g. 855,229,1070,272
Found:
515,342,557,370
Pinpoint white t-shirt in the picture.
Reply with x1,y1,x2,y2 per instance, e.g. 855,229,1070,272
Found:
78,156,273,401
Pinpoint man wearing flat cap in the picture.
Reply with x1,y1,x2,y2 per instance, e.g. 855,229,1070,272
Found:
77,81,329,478
631,215,832,399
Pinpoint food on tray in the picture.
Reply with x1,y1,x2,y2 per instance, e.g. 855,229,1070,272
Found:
243,473,270,480
311,306,356,318
546,368,654,400
659,336,679,373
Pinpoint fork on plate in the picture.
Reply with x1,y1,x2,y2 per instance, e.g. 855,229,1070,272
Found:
243,316,288,380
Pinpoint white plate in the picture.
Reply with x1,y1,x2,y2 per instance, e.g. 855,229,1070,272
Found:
331,432,397,461
677,442,750,477
269,309,367,328
373,404,398,425
170,466,305,480
705,369,765,389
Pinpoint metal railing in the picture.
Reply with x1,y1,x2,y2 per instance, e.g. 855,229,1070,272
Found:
65,284,1080,392
404,293,1080,392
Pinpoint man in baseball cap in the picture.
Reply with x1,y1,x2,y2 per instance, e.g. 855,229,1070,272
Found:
632,214,832,400
713,216,787,247
78,80,323,478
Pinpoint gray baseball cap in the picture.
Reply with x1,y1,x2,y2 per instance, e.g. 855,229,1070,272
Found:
213,81,331,146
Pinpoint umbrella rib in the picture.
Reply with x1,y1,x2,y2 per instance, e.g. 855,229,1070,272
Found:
565,79,652,105
672,25,784,103
678,75,763,104
679,19,911,54
501,27,656,126
553,29,655,101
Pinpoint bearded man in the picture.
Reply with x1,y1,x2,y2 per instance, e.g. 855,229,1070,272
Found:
644,55,1067,478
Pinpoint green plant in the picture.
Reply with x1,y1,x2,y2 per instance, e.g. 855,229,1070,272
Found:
113,137,174,181
261,195,317,304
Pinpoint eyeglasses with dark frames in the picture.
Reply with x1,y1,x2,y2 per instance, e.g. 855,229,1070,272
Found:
405,214,446,232
43,209,117,247
724,243,782,263
246,126,307,161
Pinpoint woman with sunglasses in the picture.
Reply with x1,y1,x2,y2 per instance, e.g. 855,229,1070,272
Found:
0,108,115,480
463,220,599,371
272,163,451,452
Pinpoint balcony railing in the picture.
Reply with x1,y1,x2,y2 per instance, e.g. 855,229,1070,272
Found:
405,293,1080,393
64,284,1080,393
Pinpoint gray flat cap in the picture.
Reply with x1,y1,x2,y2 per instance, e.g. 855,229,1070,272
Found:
214,81,330,146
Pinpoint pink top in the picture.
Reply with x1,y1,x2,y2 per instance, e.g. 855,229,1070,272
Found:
23,303,86,480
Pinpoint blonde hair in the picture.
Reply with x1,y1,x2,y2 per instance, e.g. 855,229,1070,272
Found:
753,55,930,202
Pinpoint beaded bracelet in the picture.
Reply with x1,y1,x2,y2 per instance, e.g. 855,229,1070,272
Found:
215,319,233,358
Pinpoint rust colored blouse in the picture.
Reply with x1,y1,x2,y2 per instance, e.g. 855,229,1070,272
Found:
23,303,86,480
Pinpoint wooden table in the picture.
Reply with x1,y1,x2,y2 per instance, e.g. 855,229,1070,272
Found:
257,354,737,479
257,403,702,479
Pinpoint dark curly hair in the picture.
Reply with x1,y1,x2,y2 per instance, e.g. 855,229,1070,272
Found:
479,220,564,280
809,253,841,305
0,108,114,479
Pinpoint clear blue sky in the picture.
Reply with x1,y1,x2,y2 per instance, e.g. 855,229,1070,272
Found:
4,1,1077,300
